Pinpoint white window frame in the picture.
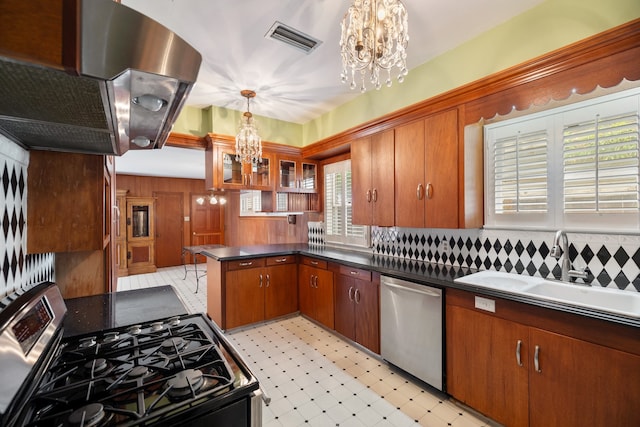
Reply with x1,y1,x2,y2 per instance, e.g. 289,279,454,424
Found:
324,159,370,247
484,87,640,233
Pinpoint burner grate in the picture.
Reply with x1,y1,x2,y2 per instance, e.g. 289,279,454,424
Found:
22,316,236,426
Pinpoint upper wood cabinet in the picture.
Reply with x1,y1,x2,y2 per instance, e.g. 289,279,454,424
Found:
395,109,461,228
27,151,116,297
217,147,273,191
27,151,104,253
351,130,395,226
276,156,318,193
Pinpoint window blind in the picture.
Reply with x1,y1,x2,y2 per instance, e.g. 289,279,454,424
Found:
563,111,640,213
493,129,548,214
324,160,368,246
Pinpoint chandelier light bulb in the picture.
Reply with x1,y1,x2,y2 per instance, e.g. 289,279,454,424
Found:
340,0,409,92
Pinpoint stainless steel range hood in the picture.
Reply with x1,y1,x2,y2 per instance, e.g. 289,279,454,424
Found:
0,0,202,155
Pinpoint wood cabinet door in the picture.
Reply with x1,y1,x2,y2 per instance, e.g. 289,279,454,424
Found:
314,268,335,329
334,275,356,341
371,129,395,226
225,268,265,329
394,120,426,227
424,109,459,228
528,328,640,427
265,263,298,319
354,278,380,354
446,305,529,427
298,264,315,318
351,135,373,225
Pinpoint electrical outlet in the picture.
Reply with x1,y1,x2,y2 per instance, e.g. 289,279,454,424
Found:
441,239,450,255
475,296,496,313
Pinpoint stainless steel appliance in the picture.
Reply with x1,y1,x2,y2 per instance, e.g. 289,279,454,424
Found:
0,0,202,155
380,275,443,391
0,282,261,426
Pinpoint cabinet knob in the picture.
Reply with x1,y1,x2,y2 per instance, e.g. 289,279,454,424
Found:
259,274,263,287
426,183,433,199
534,345,542,373
266,274,270,287
354,288,361,303
366,189,372,203
372,188,378,202
348,286,354,301
416,184,424,200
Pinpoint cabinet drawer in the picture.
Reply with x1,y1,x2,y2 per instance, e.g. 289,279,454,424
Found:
338,265,371,281
266,255,296,266
227,258,265,271
300,256,327,269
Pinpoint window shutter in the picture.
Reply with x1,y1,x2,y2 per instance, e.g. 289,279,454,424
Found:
563,111,640,213
323,160,369,246
493,129,548,214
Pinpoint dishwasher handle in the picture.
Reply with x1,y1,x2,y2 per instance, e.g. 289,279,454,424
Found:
382,280,441,298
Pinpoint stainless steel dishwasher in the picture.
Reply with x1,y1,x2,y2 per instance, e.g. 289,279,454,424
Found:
380,275,443,390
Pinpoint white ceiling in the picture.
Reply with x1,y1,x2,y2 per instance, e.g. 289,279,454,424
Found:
116,0,544,179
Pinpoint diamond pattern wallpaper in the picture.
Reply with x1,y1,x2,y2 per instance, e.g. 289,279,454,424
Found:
0,135,54,303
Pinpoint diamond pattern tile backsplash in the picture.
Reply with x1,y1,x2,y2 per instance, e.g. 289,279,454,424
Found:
371,227,640,292
307,221,640,291
0,135,54,303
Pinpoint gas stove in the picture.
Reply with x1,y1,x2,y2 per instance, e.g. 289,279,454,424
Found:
0,283,261,427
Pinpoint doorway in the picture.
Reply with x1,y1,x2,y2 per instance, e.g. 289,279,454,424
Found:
189,194,225,263
153,191,184,267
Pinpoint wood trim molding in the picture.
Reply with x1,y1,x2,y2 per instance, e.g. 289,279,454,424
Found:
303,18,640,160
166,132,207,150
205,132,302,157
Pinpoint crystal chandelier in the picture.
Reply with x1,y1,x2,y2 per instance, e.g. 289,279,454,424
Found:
340,0,409,92
235,90,262,164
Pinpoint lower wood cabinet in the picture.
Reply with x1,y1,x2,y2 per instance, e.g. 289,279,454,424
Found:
446,288,640,427
298,256,334,329
333,264,380,354
208,255,297,330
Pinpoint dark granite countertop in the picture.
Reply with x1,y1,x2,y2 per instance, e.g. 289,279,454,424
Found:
63,286,189,338
200,243,640,328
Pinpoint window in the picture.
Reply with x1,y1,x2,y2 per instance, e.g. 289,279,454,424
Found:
485,87,640,232
324,160,369,247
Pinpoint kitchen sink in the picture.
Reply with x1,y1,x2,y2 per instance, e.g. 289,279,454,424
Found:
524,281,640,318
455,270,640,318
454,270,545,292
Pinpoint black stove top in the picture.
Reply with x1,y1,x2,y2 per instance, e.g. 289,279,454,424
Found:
0,283,260,427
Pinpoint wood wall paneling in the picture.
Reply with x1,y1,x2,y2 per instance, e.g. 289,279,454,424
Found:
117,174,208,267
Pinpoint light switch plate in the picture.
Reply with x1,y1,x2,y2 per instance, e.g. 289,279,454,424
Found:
475,296,496,313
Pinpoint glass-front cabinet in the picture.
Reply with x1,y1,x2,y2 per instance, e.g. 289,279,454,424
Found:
220,149,272,190
277,157,317,193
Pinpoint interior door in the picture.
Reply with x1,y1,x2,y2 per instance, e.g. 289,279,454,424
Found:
190,194,225,262
153,192,183,267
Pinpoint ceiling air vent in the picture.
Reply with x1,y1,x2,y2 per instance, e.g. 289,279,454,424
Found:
265,21,322,54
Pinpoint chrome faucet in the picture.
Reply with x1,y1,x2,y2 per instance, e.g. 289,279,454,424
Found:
550,230,571,282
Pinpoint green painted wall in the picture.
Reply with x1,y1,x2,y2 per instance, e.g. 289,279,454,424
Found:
174,0,640,147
